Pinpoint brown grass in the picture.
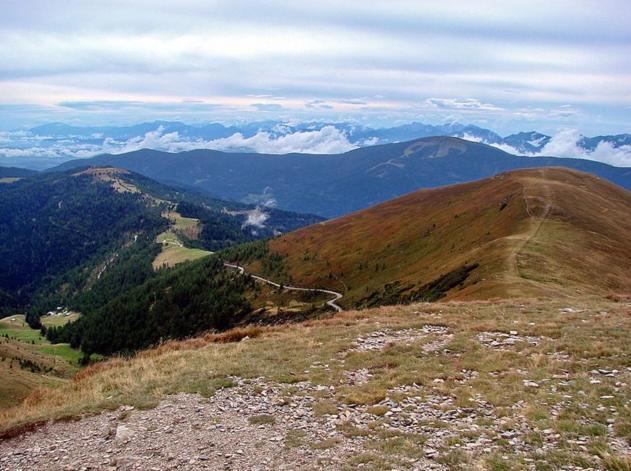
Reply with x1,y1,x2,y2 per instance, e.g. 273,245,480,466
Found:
247,168,631,307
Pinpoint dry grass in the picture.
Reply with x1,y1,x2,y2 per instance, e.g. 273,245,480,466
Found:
248,414,276,425
0,315,83,406
152,245,211,269
1,297,629,467
40,312,81,328
162,210,201,239
249,168,631,307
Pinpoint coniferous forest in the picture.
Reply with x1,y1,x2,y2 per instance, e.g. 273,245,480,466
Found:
0,168,320,356
45,256,254,357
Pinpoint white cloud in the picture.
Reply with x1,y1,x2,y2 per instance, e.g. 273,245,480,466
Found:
588,141,631,167
490,143,529,155
460,128,631,167
243,208,269,229
537,129,583,157
538,129,631,166
426,98,503,112
459,132,483,143
109,125,358,155
362,137,380,146
0,125,359,161
199,126,357,154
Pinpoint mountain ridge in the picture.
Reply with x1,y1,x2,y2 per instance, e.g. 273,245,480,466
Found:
237,167,631,306
52,136,631,217
2,120,629,169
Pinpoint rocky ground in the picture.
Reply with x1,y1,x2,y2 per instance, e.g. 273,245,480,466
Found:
1,302,629,470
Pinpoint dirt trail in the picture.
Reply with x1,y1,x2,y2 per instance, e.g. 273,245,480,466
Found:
224,263,344,312
505,168,554,284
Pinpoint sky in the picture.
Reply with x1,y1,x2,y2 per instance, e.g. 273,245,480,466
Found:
1,0,630,136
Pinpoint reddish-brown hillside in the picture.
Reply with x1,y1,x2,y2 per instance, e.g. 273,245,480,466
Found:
245,168,631,306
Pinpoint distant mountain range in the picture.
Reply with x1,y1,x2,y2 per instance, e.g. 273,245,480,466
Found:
1,120,629,169
54,137,631,217
24,120,631,152
0,166,36,178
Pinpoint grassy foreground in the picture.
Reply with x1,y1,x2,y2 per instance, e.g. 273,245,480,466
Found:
1,297,629,469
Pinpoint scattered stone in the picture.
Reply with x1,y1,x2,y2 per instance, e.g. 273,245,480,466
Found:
114,425,134,443
0,314,628,470
425,448,439,459
349,325,451,353
523,380,540,388
477,331,546,349
343,368,373,386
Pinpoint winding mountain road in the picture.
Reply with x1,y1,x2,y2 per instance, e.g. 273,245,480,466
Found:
224,263,344,312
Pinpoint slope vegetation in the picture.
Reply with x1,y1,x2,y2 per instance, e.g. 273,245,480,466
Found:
0,314,80,408
243,168,631,306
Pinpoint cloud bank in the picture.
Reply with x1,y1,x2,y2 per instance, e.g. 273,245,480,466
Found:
539,129,631,167
0,125,358,162
2,122,629,168
117,125,358,155
463,129,631,167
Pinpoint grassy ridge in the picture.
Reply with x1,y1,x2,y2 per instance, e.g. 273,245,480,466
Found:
247,168,631,307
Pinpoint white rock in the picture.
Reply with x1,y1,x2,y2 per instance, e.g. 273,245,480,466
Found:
114,425,134,443
523,380,539,388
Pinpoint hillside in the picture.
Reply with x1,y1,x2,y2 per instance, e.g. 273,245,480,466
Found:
0,314,80,408
53,137,631,217
0,166,36,180
0,168,166,316
1,297,629,469
238,168,631,307
0,167,321,321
